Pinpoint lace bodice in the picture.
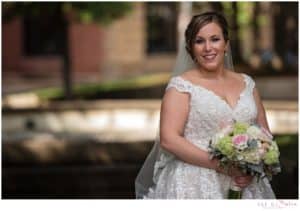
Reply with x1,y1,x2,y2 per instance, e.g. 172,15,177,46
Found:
145,73,275,199
166,74,257,150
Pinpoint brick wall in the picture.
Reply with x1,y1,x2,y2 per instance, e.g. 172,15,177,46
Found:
69,23,103,74
2,18,23,71
101,2,146,78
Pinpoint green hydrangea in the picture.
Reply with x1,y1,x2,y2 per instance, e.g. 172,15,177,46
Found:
233,122,249,135
241,149,261,164
264,151,279,165
216,136,234,157
264,142,280,165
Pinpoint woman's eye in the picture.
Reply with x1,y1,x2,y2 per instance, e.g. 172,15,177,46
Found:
212,38,220,42
195,39,204,44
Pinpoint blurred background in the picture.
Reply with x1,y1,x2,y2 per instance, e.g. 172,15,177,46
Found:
1,1,298,199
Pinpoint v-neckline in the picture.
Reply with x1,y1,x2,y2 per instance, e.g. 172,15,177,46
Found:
178,74,248,111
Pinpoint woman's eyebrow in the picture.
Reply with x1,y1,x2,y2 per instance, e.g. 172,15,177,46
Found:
195,34,220,39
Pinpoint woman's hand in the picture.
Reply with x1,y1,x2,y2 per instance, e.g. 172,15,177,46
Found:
214,162,254,188
227,166,244,177
233,175,254,188
215,162,244,177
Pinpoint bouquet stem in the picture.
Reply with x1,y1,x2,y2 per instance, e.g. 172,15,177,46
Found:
228,181,242,199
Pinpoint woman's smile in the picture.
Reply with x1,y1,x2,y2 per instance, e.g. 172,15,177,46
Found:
202,53,217,61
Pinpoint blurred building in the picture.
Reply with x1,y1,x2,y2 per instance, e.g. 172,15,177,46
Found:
2,2,298,83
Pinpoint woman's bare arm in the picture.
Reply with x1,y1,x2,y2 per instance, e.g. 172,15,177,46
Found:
253,87,271,132
159,88,220,170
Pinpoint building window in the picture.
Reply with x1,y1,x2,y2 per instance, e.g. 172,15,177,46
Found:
146,2,178,54
23,13,66,56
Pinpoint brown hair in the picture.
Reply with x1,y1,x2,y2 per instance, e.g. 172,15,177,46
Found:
185,12,229,60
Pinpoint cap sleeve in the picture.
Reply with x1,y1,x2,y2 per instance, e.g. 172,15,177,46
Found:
166,76,193,94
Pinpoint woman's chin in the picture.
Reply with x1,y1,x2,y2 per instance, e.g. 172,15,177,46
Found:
202,64,220,71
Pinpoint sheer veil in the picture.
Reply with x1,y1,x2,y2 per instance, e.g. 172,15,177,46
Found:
135,36,235,199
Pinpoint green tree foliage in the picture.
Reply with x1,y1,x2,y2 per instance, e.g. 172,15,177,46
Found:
2,2,133,24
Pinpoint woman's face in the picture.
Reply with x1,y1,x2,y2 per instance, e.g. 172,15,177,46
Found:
193,22,228,71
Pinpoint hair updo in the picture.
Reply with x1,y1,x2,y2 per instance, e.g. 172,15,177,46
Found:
185,11,229,60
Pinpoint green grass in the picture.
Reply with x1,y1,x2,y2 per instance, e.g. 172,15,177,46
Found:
35,72,171,100
274,134,298,169
275,134,298,161
275,134,298,146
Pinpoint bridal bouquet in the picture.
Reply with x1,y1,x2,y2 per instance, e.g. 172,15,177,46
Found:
209,121,281,199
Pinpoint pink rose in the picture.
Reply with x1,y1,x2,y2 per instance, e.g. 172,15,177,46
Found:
232,134,249,150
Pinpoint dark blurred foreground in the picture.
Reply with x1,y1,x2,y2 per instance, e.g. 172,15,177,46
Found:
2,134,298,199
2,140,153,199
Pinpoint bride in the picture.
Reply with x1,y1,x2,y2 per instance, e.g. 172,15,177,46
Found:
135,11,276,199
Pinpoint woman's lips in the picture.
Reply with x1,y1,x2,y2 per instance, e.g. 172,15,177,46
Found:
202,54,217,60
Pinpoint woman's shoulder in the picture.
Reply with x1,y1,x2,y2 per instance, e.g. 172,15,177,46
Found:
227,71,254,82
227,71,256,91
166,70,196,93
168,69,195,84
178,69,198,80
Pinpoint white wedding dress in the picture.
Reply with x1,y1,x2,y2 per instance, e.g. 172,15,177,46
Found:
145,73,276,199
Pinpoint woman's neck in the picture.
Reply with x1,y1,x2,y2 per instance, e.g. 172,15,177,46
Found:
195,65,227,80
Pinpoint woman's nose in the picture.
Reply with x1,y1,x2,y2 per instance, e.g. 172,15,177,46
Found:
204,41,212,51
